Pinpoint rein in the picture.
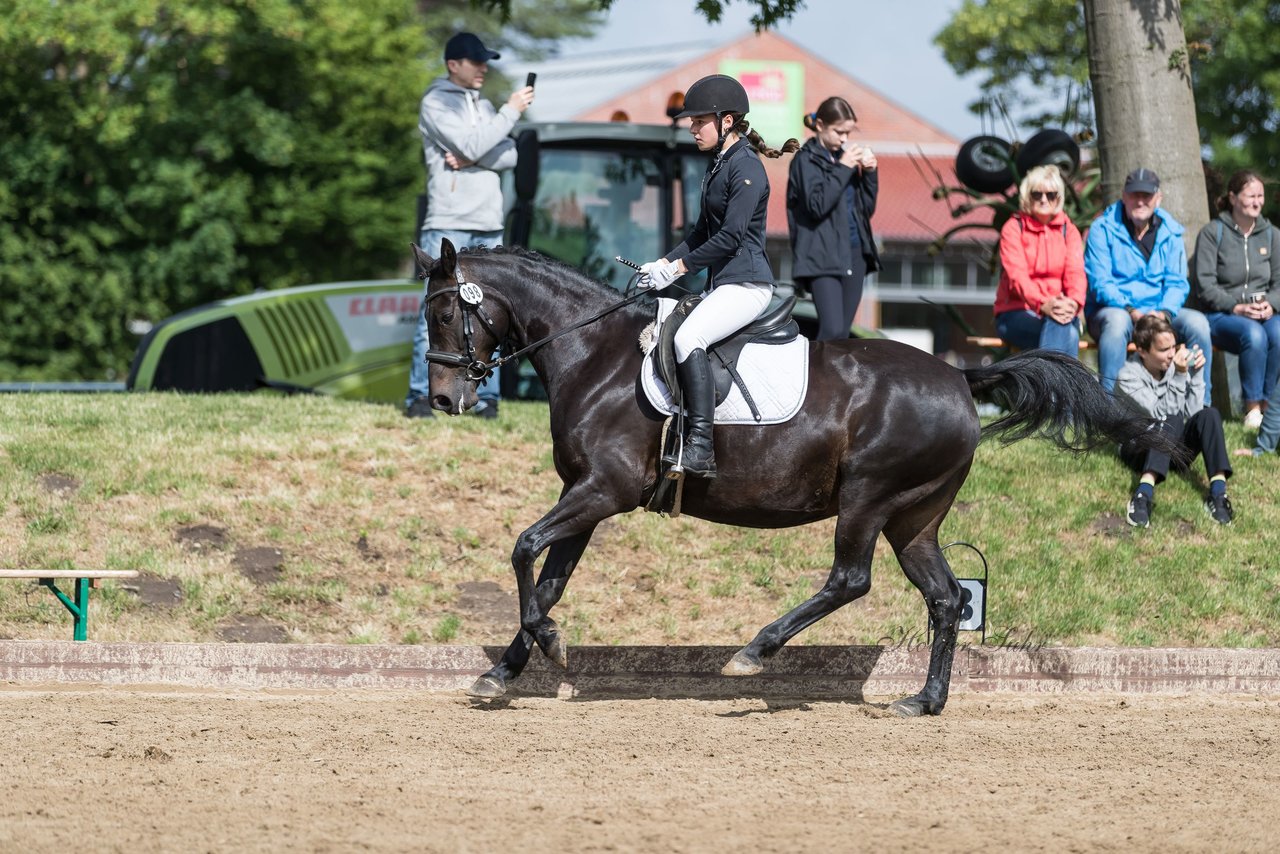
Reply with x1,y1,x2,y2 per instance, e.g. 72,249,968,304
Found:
420,262,651,384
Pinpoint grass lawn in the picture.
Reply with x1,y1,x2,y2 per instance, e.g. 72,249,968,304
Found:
2,393,1276,648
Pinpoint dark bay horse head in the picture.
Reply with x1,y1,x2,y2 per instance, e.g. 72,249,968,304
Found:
410,239,647,417
408,243,1181,716
410,240,514,415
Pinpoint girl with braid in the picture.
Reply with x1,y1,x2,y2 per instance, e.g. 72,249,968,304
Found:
639,74,799,478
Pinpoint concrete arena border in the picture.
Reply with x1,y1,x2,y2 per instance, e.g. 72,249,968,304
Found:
3,642,1280,697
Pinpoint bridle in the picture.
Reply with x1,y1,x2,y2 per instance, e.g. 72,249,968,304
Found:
419,260,651,386
420,263,507,383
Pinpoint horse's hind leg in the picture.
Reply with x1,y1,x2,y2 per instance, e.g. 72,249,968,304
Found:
723,510,880,676
882,512,963,717
469,527,595,699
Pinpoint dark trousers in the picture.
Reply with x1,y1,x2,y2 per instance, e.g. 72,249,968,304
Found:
1120,407,1233,483
801,254,868,341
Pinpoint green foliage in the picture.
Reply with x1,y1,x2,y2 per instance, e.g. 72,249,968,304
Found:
936,0,1091,129
432,613,461,641
0,0,427,380
1182,1,1280,185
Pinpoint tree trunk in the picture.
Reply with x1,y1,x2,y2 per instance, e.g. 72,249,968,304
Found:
1083,0,1207,254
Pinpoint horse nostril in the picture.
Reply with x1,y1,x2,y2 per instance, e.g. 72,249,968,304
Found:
431,395,451,412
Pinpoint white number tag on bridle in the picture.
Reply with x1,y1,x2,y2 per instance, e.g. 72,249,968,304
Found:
458,282,484,306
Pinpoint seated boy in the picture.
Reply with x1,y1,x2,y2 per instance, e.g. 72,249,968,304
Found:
1115,314,1234,527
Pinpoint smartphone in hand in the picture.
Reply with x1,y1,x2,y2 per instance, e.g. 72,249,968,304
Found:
525,72,537,89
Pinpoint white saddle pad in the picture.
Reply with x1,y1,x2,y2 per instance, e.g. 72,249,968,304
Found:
639,298,809,425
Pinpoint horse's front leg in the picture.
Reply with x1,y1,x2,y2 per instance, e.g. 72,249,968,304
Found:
468,527,595,699
508,481,626,670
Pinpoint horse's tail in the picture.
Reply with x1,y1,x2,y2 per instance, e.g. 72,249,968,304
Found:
963,349,1186,458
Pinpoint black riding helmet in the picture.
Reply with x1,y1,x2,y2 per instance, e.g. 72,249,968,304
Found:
675,74,749,151
674,74,750,118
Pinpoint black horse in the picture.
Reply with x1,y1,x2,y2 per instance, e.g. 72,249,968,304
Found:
412,241,1174,716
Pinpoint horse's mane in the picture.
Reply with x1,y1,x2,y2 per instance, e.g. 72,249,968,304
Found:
450,246,625,301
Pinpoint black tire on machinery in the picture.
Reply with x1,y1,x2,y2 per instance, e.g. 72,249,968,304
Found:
954,135,1015,194
1015,128,1081,178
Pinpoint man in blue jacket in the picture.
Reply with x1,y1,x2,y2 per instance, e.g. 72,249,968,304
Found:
1084,167,1213,401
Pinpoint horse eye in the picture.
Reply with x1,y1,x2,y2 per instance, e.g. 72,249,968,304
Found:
438,310,454,325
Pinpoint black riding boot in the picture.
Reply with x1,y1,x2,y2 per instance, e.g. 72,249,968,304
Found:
663,348,717,478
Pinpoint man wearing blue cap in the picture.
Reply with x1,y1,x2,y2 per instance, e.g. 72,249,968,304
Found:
1084,166,1214,402
405,32,534,419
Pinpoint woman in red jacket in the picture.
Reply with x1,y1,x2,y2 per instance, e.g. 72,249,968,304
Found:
993,164,1086,357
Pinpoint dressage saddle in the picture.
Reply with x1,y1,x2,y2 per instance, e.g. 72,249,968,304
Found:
655,294,799,421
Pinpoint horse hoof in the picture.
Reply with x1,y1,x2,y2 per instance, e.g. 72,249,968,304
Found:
539,633,567,669
467,675,507,699
889,698,925,718
889,696,944,717
721,651,763,677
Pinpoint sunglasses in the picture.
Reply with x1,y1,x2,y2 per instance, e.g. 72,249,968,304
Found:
1030,190,1060,202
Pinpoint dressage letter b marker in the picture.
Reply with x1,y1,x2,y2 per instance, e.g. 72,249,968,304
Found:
957,579,985,632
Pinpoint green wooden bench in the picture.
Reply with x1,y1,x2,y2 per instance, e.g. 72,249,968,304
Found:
0,569,139,640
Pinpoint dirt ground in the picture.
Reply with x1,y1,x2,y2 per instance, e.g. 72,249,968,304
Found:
1,686,1276,852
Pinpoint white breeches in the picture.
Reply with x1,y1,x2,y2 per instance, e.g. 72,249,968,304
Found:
673,282,773,362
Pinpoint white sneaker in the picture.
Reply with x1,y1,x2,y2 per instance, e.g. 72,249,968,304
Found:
1244,408,1264,430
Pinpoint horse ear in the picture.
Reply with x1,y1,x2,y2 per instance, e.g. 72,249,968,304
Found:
409,243,435,279
438,239,458,280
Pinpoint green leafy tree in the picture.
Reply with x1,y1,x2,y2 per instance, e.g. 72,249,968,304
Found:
1180,0,1280,186
1,0,428,380
936,0,1092,130
0,0,601,381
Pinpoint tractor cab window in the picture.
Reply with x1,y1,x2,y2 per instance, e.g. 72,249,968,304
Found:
518,149,664,290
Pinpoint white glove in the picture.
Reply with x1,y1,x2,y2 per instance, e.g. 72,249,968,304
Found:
640,259,680,291
635,260,658,290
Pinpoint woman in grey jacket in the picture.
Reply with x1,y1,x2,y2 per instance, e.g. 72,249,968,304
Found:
1193,169,1280,428
785,96,880,341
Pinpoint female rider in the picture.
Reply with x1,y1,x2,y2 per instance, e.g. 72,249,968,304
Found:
640,74,798,479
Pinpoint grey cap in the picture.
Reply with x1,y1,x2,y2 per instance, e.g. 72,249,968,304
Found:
1123,168,1160,194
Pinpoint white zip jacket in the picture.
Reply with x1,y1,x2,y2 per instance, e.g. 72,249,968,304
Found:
419,76,519,232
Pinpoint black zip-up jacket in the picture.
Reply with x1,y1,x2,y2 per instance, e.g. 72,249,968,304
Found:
786,137,880,278
669,137,773,287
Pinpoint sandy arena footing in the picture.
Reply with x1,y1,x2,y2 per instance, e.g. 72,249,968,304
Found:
4,643,1280,852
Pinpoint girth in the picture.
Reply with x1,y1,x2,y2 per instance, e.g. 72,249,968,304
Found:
655,294,799,419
